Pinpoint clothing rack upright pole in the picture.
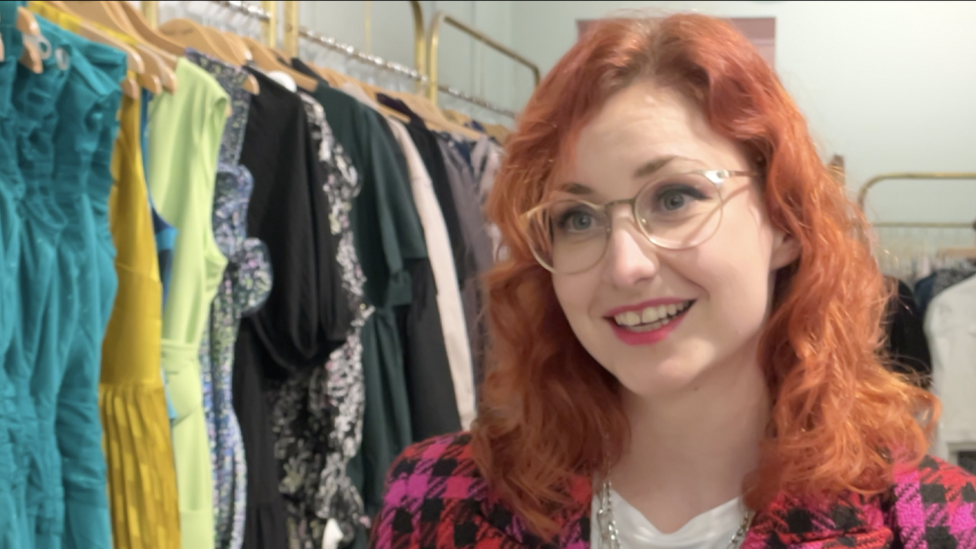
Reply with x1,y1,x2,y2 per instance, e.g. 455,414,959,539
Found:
425,10,540,107
140,1,158,29
284,1,426,93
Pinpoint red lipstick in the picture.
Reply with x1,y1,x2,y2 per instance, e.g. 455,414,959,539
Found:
605,299,694,346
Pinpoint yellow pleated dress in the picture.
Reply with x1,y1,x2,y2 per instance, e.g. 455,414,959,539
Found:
99,88,182,549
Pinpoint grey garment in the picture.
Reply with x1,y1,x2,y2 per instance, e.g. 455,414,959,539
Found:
435,135,494,393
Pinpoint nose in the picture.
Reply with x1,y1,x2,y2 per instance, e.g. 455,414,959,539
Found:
601,216,659,288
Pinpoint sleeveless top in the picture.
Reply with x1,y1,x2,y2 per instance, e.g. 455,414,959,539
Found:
147,57,229,549
100,87,182,549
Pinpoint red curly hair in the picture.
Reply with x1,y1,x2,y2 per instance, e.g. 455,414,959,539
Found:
471,13,938,537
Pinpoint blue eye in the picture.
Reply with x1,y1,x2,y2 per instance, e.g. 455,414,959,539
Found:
651,184,708,214
563,211,594,232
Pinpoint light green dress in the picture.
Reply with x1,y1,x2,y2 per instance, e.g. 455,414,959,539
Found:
147,58,229,549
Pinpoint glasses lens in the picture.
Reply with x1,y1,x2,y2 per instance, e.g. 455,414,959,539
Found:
526,200,609,274
524,172,727,273
635,172,724,249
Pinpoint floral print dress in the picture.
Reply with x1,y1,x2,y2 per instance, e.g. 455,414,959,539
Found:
185,49,273,549
265,92,372,549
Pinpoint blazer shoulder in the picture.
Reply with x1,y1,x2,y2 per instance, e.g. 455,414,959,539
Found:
380,431,483,509
370,432,487,548
904,455,976,492
890,455,976,544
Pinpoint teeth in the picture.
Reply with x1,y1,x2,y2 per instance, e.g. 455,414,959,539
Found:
641,307,657,324
613,301,692,328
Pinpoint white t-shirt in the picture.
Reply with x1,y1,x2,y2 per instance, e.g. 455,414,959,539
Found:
591,488,745,549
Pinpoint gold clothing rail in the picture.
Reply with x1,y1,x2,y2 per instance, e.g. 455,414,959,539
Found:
139,0,276,47
282,1,425,92
425,10,539,110
858,172,976,230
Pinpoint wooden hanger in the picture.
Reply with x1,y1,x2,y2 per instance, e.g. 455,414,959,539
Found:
61,0,168,94
159,18,234,62
36,1,144,98
158,19,259,95
199,28,259,94
218,31,252,63
114,0,184,57
204,28,245,65
306,61,348,87
356,81,412,124
937,247,976,261
383,89,482,140
17,6,39,34
103,1,179,90
16,8,42,73
242,36,317,92
444,109,473,126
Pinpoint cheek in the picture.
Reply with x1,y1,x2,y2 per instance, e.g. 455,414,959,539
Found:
687,210,776,312
553,274,596,324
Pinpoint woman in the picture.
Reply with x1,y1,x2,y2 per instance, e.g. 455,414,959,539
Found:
370,13,970,549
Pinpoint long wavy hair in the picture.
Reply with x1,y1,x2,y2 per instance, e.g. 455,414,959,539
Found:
471,13,938,538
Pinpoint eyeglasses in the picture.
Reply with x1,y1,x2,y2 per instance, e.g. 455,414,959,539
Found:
521,169,755,274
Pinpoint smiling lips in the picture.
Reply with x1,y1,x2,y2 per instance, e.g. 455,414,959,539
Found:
605,299,695,345
612,300,693,331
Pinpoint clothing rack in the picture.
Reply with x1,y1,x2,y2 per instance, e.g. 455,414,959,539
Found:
283,1,425,89
857,172,976,229
139,0,276,46
425,10,540,115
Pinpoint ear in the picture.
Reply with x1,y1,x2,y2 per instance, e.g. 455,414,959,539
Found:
770,228,801,270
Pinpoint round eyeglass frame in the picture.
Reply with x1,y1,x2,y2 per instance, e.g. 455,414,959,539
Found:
521,169,757,274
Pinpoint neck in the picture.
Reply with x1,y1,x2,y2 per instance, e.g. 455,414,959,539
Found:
609,342,770,533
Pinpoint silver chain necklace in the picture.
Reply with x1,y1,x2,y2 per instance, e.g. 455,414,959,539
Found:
596,480,754,549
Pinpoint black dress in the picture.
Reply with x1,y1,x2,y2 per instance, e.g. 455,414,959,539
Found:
234,67,351,549
290,60,460,537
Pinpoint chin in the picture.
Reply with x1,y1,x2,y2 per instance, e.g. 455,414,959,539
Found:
609,354,711,400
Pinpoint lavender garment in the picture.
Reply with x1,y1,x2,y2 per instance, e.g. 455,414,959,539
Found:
185,48,272,549
266,92,371,549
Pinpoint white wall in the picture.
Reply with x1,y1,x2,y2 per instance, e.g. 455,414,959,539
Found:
510,1,976,231
296,1,519,121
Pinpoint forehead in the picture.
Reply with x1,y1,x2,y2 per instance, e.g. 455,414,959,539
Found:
558,80,744,182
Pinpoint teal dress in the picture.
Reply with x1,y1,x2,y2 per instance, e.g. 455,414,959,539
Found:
12,15,72,548
47,26,124,549
0,3,26,547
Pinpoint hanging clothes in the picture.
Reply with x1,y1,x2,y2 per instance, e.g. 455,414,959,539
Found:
1,4,35,546
185,48,270,549
360,90,475,433
926,273,976,468
233,67,314,549
99,87,181,549
435,133,495,398
28,6,130,545
375,94,472,288
12,14,71,548
138,87,179,428
261,91,358,549
292,61,430,535
148,57,229,549
881,278,931,388
305,105,373,549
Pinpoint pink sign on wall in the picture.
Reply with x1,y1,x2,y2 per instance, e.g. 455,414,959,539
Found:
577,17,776,68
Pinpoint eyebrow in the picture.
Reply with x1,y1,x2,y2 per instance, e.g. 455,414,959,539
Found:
633,155,679,179
557,155,683,196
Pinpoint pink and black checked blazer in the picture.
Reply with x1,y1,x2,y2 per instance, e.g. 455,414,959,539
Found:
369,432,976,549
